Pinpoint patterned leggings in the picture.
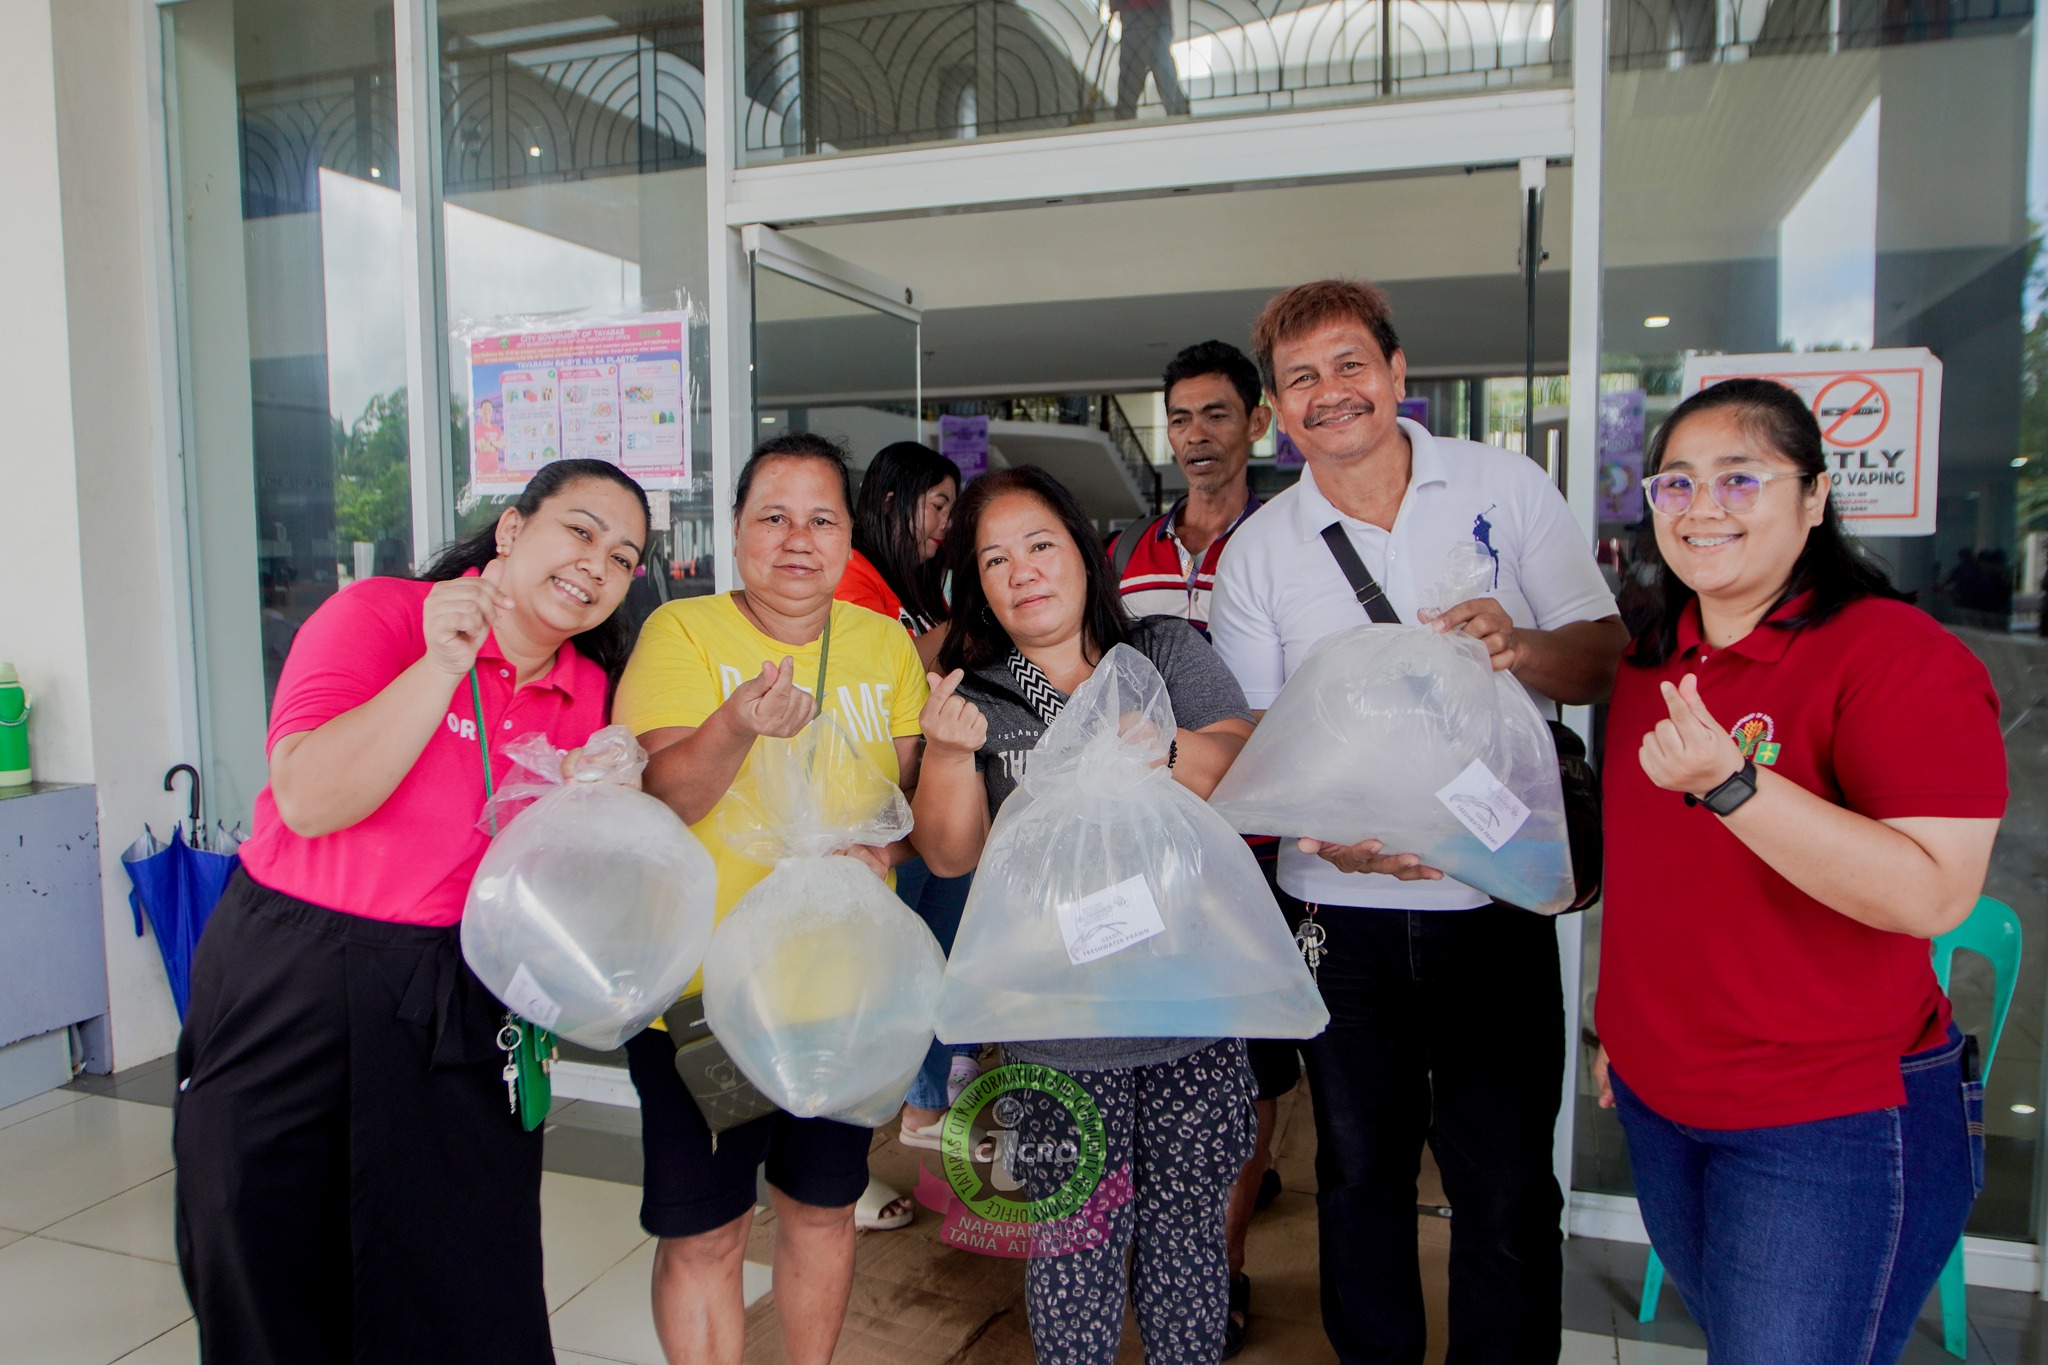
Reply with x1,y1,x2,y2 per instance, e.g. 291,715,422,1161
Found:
1012,1039,1256,1365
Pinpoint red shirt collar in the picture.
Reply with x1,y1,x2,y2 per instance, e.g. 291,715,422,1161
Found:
458,567,584,698
1673,589,1815,664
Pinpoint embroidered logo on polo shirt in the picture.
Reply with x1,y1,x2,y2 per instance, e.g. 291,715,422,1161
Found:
1730,712,1780,766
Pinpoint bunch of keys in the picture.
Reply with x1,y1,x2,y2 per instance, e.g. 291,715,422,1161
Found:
1294,912,1327,980
498,1021,524,1114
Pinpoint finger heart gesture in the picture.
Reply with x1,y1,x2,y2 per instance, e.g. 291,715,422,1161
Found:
920,669,986,756
1638,673,1744,798
730,657,817,739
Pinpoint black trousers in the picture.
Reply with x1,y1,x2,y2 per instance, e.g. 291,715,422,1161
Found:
1279,890,1565,1365
173,870,551,1365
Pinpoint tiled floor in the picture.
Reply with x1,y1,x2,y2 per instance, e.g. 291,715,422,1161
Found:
2,1065,2042,1364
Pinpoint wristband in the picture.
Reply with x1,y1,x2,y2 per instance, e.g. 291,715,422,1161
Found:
1685,759,1758,817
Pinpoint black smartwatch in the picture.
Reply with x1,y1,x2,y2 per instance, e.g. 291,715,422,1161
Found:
1686,759,1758,817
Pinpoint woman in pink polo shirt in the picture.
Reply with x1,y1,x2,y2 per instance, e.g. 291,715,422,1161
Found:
173,458,650,1365
1594,379,2006,1364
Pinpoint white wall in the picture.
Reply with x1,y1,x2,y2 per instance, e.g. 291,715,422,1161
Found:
0,0,193,1066
0,0,95,789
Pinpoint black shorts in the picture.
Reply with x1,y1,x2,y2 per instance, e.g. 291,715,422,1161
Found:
623,1027,874,1238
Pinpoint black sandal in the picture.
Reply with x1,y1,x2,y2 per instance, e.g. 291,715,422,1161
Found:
1223,1273,1251,1359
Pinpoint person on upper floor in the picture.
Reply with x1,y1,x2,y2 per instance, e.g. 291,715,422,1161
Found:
612,432,931,1365
1593,377,2006,1365
1208,277,1627,1365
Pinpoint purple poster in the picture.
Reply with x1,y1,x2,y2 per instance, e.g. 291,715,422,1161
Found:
1272,430,1305,469
939,414,989,482
1397,396,1430,430
1597,389,1647,522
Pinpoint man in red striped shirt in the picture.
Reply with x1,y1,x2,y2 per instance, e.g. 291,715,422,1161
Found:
1111,340,1270,638
1111,339,1289,1359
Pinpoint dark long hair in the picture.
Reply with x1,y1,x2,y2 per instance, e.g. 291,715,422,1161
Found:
936,466,1132,674
417,459,652,682
1626,377,1905,667
854,441,959,625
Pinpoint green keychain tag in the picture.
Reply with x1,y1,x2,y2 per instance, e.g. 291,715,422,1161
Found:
472,667,555,1132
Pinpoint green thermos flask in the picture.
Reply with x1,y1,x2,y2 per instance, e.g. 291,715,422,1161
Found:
0,664,31,786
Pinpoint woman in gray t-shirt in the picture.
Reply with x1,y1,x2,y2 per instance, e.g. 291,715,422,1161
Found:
913,467,1258,1365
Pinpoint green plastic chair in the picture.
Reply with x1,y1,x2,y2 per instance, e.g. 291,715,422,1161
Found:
1637,896,2023,1361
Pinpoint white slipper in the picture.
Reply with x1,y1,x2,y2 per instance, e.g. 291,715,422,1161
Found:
898,1115,946,1151
855,1176,914,1231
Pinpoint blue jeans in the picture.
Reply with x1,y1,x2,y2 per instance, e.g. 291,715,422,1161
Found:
895,856,976,1111
1614,1026,1983,1365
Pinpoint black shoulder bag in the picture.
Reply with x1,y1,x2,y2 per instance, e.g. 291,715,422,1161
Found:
1319,523,1602,913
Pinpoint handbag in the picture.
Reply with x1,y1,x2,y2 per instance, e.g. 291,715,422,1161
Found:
1318,523,1602,912
664,999,782,1136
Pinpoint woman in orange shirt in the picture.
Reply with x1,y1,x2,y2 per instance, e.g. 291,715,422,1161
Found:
834,441,979,1156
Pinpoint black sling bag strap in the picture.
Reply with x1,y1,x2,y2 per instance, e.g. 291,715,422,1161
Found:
1319,522,1399,624
1316,520,1602,913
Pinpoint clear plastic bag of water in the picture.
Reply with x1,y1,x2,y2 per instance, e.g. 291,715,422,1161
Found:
462,727,718,1051
1208,624,1575,915
935,645,1328,1044
702,717,943,1126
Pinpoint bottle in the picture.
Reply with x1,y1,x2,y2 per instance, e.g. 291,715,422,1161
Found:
0,664,31,787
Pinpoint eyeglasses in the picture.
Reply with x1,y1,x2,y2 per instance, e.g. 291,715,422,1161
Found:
1640,469,1807,516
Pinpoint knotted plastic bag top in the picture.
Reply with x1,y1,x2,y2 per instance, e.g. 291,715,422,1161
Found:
718,715,914,866
478,725,650,833
1020,642,1177,800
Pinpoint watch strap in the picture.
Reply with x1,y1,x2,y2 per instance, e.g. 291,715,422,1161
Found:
1686,759,1758,816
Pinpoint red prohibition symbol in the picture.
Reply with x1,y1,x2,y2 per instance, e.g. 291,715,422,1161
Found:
1812,375,1890,446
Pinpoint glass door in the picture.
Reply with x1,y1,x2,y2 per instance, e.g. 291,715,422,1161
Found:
746,225,921,469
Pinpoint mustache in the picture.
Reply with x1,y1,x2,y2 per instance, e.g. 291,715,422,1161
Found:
1304,402,1372,428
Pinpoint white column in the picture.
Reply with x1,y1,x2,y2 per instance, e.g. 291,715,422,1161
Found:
1555,0,1608,1224
397,0,451,565
704,0,750,590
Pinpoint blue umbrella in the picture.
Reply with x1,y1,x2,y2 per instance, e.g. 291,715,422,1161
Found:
122,767,239,1020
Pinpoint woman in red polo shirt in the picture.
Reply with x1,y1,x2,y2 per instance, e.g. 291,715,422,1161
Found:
1594,378,2005,1365
174,458,651,1365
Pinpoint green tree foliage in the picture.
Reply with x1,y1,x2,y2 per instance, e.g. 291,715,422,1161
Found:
333,389,410,546
2016,227,2048,534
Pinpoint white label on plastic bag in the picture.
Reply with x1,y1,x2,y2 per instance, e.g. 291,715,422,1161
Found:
503,962,564,1030
1057,874,1167,966
1435,759,1533,852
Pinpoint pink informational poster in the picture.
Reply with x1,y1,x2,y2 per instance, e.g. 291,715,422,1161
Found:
468,312,691,495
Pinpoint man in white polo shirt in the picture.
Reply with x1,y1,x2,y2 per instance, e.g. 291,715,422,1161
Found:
1210,279,1624,1365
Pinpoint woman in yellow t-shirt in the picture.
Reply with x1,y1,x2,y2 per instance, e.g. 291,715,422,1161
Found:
613,433,928,1365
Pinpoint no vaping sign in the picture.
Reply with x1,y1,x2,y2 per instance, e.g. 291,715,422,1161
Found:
1680,349,1943,536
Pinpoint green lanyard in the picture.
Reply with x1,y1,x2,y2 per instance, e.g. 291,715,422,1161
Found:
469,665,553,1130
469,667,499,835
811,610,832,719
